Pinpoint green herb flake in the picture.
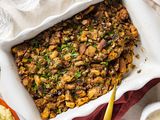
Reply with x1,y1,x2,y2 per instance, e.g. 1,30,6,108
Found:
71,51,79,58
100,33,105,39
44,55,50,64
78,26,83,35
106,40,112,46
41,72,51,79
73,94,78,99
28,58,33,62
107,30,114,36
61,43,71,51
72,24,78,29
101,60,109,66
93,44,97,48
32,82,38,91
61,44,67,49
94,83,101,87
42,83,47,96
57,46,62,51
36,62,41,70
57,108,62,114
88,25,94,31
51,74,59,82
75,71,81,78
22,58,28,63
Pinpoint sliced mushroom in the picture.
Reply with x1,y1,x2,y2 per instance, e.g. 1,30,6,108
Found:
79,44,86,55
119,58,126,73
97,39,106,51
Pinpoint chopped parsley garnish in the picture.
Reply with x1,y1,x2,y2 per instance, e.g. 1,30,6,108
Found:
41,72,51,79
93,44,97,48
61,44,68,49
32,82,38,91
36,62,41,70
57,108,62,114
88,25,94,31
107,30,114,36
101,60,109,66
71,52,79,58
57,46,62,51
41,83,47,96
51,74,59,82
44,55,50,64
28,58,33,62
75,71,81,78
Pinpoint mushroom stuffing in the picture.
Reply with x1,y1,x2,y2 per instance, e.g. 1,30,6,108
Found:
11,0,139,119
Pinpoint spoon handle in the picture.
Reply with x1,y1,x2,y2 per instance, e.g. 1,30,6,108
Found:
103,84,117,120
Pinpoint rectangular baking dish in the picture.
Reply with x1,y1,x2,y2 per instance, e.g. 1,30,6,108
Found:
0,0,160,120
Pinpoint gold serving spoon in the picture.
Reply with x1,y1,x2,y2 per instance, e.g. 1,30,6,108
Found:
103,84,117,120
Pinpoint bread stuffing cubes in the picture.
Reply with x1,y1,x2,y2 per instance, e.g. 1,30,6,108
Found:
11,0,139,119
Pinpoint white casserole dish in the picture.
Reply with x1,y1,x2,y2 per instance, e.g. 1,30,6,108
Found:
0,0,160,120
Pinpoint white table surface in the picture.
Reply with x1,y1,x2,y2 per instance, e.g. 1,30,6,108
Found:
0,1,160,120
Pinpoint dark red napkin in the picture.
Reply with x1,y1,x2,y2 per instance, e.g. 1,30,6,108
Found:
74,78,160,120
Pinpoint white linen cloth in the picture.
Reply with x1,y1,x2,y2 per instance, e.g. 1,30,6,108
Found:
145,0,160,14
0,0,160,120
0,0,89,41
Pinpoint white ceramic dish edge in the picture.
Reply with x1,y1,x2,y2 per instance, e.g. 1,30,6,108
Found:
0,0,160,120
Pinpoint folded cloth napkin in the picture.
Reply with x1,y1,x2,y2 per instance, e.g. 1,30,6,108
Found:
145,0,160,15
73,78,160,120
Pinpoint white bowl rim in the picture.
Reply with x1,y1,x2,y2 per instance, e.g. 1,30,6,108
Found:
140,102,160,120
